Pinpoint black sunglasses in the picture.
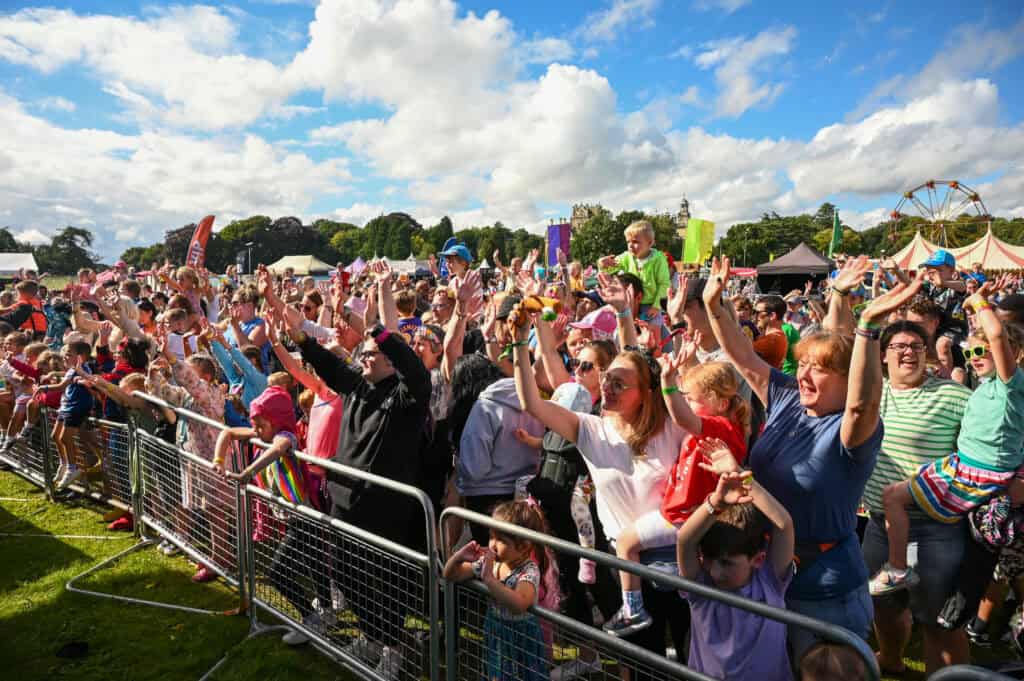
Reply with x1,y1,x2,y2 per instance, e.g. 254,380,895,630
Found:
569,358,595,374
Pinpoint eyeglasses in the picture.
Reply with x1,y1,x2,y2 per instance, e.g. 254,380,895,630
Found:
887,342,926,354
569,359,595,374
754,308,770,317
600,374,635,393
963,345,989,360
358,350,381,363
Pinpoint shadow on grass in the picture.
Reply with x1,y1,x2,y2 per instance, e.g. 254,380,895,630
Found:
0,498,93,595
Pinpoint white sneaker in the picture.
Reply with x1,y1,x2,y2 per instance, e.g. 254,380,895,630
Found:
282,612,323,646
54,462,68,486
551,656,603,681
158,540,181,557
342,635,382,665
57,466,83,491
375,646,403,681
312,597,338,627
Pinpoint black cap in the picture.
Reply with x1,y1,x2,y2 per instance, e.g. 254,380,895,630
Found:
685,277,707,305
573,289,605,307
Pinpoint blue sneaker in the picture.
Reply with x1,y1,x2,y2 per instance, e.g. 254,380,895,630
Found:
601,605,652,637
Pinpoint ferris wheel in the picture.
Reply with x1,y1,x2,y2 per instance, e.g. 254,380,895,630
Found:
888,180,990,246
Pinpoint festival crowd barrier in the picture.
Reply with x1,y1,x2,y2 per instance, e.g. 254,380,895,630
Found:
1,398,1011,681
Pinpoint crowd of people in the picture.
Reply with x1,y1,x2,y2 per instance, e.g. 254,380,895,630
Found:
4,221,1024,681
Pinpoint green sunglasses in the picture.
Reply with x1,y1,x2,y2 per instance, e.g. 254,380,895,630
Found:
963,345,989,360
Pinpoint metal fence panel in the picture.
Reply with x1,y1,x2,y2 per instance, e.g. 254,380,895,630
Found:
0,414,49,488
136,429,242,585
246,484,434,681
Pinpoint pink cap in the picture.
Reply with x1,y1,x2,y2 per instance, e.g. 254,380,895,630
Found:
569,307,617,341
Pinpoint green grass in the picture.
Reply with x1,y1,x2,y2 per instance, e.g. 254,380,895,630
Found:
40,274,73,292
0,472,350,681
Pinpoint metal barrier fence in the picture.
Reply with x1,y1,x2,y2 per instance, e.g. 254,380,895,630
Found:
4,398,1017,681
929,666,1019,680
441,506,882,681
244,450,440,681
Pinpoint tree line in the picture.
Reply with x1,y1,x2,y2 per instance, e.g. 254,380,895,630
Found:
4,203,1024,275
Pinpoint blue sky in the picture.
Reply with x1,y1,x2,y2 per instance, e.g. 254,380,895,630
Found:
1,0,1022,261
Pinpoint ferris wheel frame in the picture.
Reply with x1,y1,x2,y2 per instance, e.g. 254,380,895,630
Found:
888,179,990,245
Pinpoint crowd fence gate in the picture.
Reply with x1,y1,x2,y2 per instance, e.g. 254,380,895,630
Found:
0,398,1015,681
440,506,882,681
928,666,1018,680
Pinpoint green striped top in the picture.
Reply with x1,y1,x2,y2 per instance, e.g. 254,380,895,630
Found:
863,376,972,515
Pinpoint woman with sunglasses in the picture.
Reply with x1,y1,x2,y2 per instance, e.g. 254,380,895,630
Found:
860,320,973,674
874,277,1024,597
510,301,691,676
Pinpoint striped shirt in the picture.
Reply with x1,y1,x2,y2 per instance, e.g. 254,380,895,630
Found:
864,376,972,515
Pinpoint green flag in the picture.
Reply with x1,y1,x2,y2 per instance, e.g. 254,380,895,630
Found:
683,218,715,264
827,209,842,258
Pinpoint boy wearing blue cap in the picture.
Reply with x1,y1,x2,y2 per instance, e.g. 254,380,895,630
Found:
439,238,472,282
919,249,966,319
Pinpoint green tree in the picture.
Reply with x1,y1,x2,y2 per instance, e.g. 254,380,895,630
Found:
219,216,272,243
570,207,623,265
33,226,100,274
0,228,29,252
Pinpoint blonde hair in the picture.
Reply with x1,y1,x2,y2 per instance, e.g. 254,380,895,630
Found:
24,342,49,361
615,350,667,456
624,220,655,241
971,323,1024,356
298,388,315,412
120,372,146,392
175,266,200,287
682,362,750,434
268,371,294,389
793,331,854,376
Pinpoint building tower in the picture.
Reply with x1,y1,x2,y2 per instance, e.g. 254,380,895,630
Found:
675,197,690,240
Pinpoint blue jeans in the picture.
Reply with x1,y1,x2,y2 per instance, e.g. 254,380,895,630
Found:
861,512,966,623
787,584,873,662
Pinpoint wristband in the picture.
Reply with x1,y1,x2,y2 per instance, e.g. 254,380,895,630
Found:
741,470,754,486
857,318,881,330
854,326,880,341
615,309,631,319
971,299,992,313
704,494,721,516
832,287,850,297
212,456,224,465
661,386,680,395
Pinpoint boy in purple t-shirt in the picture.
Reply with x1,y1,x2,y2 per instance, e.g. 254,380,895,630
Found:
676,464,796,681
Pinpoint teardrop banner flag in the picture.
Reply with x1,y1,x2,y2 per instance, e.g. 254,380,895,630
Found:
185,215,216,268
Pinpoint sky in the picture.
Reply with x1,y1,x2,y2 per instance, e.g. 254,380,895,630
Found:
1,0,1023,261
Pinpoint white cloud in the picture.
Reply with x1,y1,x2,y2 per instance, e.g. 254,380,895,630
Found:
0,90,350,252
694,26,797,118
14,228,50,245
35,96,75,112
679,86,701,105
518,37,574,65
578,0,659,42
0,6,295,129
693,0,751,14
331,202,391,225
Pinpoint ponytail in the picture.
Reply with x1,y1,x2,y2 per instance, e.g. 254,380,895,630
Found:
491,500,561,610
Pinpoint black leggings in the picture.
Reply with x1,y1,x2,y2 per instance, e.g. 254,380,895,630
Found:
269,516,332,619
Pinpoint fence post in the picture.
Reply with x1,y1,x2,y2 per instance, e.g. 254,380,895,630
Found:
233,440,249,615
40,407,55,500
243,481,259,633
127,417,143,540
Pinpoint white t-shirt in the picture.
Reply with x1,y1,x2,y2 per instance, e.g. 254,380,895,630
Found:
575,413,685,542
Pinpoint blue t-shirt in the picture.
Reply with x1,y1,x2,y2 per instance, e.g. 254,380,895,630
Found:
59,368,93,416
748,369,882,600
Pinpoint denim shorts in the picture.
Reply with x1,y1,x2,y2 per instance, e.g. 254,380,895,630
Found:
861,512,966,624
787,584,873,662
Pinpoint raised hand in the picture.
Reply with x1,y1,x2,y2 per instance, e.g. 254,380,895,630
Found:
860,269,924,324
597,272,628,313
557,247,568,268
667,273,689,326
832,254,870,293
709,472,754,507
452,540,484,564
695,437,741,475
453,269,483,316
702,257,731,310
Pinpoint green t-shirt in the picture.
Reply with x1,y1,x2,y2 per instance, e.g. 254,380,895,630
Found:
780,323,801,376
614,249,670,306
958,367,1024,472
864,377,971,515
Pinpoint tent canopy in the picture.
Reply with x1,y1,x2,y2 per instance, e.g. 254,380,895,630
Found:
756,242,832,275
889,229,1024,271
267,255,334,275
0,252,38,277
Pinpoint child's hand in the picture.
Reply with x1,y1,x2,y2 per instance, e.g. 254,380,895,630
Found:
452,540,484,564
696,437,741,475
513,427,542,449
709,472,753,508
479,548,497,584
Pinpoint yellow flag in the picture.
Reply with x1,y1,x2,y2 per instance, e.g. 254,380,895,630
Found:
682,218,715,264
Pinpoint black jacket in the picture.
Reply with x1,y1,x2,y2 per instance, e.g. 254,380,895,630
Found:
298,330,431,518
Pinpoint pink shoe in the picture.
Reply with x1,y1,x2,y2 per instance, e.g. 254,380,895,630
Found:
578,558,596,584
191,566,217,583
107,515,133,532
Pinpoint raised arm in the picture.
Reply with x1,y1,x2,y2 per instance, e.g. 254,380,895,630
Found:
968,275,1018,383
823,256,870,334
265,310,326,395
375,326,431,404
676,473,752,580
443,270,482,384
597,273,639,348
509,306,580,443
370,260,400,332
657,337,702,435
841,274,922,449
534,314,572,390
749,480,794,580
702,258,770,406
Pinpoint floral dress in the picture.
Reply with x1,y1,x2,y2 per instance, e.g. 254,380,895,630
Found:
472,558,549,681
148,360,225,509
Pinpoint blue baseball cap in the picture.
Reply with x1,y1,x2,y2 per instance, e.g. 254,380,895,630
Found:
438,238,473,264
920,249,956,269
